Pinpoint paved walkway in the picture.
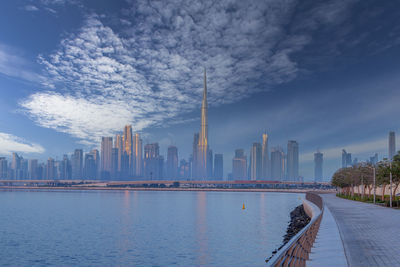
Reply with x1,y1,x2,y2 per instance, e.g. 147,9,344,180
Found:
321,194,400,267
307,205,348,267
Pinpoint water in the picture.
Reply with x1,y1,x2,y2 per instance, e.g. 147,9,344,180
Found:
0,190,303,266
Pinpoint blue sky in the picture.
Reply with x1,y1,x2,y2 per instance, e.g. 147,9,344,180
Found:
1,0,400,180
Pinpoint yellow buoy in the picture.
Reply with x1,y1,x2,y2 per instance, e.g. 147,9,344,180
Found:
242,203,245,210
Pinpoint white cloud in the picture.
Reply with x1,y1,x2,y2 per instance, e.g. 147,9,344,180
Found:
21,0,359,145
0,132,45,155
24,5,39,11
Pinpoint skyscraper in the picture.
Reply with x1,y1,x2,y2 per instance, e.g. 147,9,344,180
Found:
60,154,71,179
192,133,199,179
250,143,262,180
286,140,299,181
271,148,284,180
341,149,352,168
28,159,38,180
213,154,223,180
133,133,143,177
123,125,133,176
314,151,323,182
167,146,178,179
144,143,163,179
261,133,270,180
90,149,100,179
111,148,119,179
101,137,113,179
196,69,209,179
46,158,55,179
0,157,8,179
232,149,247,180
115,134,123,174
84,153,97,180
389,131,396,160
11,152,21,179
71,149,83,179
179,159,191,180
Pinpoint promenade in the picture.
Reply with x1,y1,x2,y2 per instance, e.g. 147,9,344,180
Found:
321,194,400,267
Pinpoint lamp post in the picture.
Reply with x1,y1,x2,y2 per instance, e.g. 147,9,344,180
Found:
373,167,376,204
390,161,393,208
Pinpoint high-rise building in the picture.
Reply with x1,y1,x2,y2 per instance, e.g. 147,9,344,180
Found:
250,143,262,180
196,69,210,180
111,148,119,179
213,154,223,180
11,152,22,179
389,131,396,160
46,158,55,179
232,149,247,180
314,151,323,182
101,137,113,179
286,140,299,181
341,149,352,168
192,133,199,179
271,148,284,180
167,146,178,179
123,125,133,176
369,153,378,165
133,133,143,177
144,143,163,179
179,159,191,180
28,159,38,180
60,154,71,179
84,153,97,180
261,133,270,179
115,134,123,174
71,149,83,179
207,149,213,179
90,149,100,179
0,157,8,179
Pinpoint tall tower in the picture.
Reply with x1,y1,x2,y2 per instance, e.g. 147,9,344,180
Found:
123,125,133,176
197,68,209,179
389,131,396,160
250,143,262,180
101,137,113,179
314,151,323,182
133,133,142,177
286,140,299,181
261,132,269,180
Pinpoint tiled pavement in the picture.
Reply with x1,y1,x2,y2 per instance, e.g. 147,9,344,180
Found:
320,194,400,267
307,205,348,267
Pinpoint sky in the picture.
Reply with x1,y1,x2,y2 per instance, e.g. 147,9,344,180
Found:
1,0,400,181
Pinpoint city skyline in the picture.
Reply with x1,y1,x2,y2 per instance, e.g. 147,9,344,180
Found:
1,1,400,179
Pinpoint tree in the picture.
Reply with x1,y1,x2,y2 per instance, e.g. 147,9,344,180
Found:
377,160,390,201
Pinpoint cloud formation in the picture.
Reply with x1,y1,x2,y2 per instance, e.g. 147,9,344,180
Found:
21,0,359,145
0,132,45,155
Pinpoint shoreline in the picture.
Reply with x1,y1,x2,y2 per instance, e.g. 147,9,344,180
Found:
0,186,332,194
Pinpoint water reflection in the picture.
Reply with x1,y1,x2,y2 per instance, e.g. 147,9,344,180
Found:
196,191,209,266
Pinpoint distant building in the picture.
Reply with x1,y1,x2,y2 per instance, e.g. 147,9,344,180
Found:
101,137,113,179
232,149,247,180
12,152,22,179
271,148,284,180
192,133,199,179
314,151,323,182
389,131,396,160
28,159,38,180
60,154,71,179
0,157,8,179
84,153,97,180
71,149,83,179
250,143,262,180
115,134,123,175
286,140,299,181
167,146,178,179
261,133,270,180
123,125,133,176
179,159,191,180
46,158,55,179
144,143,163,179
341,149,352,168
133,133,143,177
369,153,378,165
111,148,119,179
213,154,223,180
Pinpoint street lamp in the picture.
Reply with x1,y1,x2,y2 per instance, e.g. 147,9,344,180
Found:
373,167,376,204
390,161,393,208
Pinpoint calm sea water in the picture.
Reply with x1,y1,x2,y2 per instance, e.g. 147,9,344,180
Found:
0,190,303,266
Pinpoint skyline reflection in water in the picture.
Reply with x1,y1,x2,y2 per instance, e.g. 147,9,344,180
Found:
0,190,303,266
